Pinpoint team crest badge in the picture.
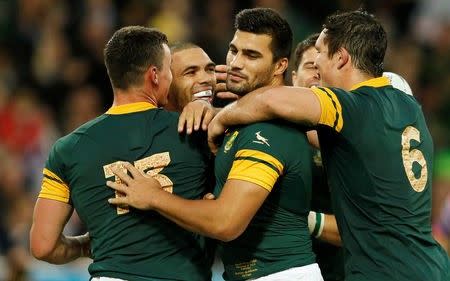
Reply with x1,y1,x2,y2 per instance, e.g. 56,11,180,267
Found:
252,131,270,146
224,131,239,153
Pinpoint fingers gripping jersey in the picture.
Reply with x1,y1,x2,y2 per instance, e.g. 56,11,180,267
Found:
214,121,315,281
39,103,213,281
311,77,450,281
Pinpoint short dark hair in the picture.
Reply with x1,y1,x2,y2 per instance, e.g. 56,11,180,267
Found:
292,33,319,71
170,42,201,54
323,10,387,76
234,8,293,63
104,26,168,90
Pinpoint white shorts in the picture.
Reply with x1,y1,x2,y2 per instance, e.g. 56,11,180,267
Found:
249,263,323,281
91,276,170,281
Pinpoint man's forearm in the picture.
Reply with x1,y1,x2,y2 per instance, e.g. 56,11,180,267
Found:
319,214,341,246
218,86,320,127
42,234,90,264
152,189,235,241
218,87,274,127
308,212,341,246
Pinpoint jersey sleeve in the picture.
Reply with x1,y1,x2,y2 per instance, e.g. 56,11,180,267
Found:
39,139,71,203
311,86,344,132
311,86,362,134
227,123,289,192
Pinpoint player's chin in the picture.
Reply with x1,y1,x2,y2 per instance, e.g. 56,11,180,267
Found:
227,84,247,96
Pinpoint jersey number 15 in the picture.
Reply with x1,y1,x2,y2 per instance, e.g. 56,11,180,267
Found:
103,152,173,215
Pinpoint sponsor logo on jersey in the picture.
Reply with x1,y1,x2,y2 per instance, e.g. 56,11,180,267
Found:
224,131,239,153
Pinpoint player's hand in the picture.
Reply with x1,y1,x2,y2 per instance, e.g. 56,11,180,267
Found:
78,232,91,258
178,100,216,134
106,162,163,210
207,115,227,154
214,65,240,100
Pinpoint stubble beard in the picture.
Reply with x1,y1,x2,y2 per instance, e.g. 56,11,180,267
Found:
226,75,272,96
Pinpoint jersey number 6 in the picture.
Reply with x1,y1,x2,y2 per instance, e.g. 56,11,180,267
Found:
401,126,428,192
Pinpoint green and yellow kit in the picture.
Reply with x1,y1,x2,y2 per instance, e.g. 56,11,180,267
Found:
214,121,315,281
311,77,450,281
39,102,213,281
310,148,345,281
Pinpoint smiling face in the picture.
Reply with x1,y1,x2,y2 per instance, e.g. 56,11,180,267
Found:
167,47,216,112
314,29,342,88
292,46,320,88
225,30,277,96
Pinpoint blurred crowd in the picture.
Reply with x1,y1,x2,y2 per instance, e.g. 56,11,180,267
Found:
0,0,449,280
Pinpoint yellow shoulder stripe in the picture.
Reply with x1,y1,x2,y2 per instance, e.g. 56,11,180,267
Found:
39,168,70,203
43,168,65,183
228,159,279,192
235,149,283,174
227,149,284,192
311,87,343,132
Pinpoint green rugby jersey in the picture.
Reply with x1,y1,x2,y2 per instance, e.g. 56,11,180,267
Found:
39,102,212,281
311,77,450,281
310,148,344,281
213,121,315,281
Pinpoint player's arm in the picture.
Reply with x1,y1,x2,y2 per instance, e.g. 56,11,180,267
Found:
107,163,269,242
29,198,90,264
306,130,320,149
308,211,341,246
208,86,322,152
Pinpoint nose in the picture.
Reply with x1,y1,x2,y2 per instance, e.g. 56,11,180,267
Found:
229,53,244,70
314,68,320,79
199,69,215,85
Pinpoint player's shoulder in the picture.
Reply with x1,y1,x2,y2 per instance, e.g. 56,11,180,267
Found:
313,85,350,98
237,120,308,149
55,114,111,149
153,108,180,121
241,120,305,134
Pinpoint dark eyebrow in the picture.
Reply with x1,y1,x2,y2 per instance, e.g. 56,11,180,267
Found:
229,43,262,57
243,49,262,57
182,65,199,73
206,62,216,68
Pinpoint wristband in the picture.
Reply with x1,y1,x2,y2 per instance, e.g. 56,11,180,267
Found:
308,211,325,238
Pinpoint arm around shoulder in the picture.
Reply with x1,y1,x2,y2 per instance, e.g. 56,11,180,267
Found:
218,86,321,128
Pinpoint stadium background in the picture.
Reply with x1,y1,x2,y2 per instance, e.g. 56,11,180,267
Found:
0,0,448,280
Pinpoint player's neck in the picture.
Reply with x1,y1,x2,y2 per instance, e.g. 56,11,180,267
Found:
268,76,285,87
112,87,159,107
164,101,179,112
339,70,374,91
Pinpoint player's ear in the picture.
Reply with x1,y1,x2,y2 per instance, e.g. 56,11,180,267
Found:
145,65,159,86
337,47,349,70
274,58,288,77
291,70,297,85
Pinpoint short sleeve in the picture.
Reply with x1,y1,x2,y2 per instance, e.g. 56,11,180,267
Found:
227,122,298,192
311,86,344,132
39,140,71,203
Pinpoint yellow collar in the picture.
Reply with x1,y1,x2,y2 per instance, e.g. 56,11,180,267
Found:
105,102,157,115
350,76,390,91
